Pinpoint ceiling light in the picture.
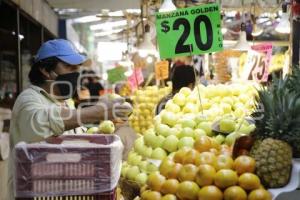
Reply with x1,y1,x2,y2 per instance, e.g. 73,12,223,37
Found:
93,29,123,37
73,15,100,23
138,25,158,57
146,56,154,63
275,3,291,34
233,23,251,51
90,20,127,31
159,0,177,13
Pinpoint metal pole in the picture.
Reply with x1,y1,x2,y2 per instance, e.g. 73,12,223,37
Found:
16,8,22,94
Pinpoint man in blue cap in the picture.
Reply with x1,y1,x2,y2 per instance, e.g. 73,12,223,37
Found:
7,39,132,199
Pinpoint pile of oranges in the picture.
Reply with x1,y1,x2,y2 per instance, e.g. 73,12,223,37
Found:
139,136,272,200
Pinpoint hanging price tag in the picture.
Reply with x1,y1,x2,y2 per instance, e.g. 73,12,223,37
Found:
155,61,169,80
156,3,223,59
107,67,126,84
243,43,272,82
128,68,144,90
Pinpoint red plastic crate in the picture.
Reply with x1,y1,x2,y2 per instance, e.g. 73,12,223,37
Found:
14,134,123,199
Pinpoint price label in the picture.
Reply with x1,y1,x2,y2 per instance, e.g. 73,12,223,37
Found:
128,68,144,90
243,43,272,82
155,61,169,80
107,67,126,84
156,3,223,59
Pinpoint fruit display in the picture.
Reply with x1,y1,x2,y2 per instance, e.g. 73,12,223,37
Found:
136,136,272,200
122,84,258,185
129,86,171,133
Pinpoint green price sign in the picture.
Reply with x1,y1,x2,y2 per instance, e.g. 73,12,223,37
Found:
156,3,223,59
107,67,126,84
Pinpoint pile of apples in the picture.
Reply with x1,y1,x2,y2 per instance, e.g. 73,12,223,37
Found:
129,86,171,133
122,84,257,186
137,136,272,200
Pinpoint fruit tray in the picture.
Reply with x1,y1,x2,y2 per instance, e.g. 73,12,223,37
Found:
14,134,123,198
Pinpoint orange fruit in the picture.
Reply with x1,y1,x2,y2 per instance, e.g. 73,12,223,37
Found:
214,154,234,171
233,155,256,175
214,169,238,189
174,147,191,164
194,136,212,153
176,181,200,200
178,164,198,182
160,158,175,177
248,189,272,200
147,172,166,191
160,179,179,195
167,163,182,179
195,152,217,166
141,190,162,200
183,149,200,165
161,194,177,200
224,186,247,200
198,185,223,200
238,173,261,190
195,164,216,186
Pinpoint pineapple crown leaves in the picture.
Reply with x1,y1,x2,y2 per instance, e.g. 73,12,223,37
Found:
252,70,300,148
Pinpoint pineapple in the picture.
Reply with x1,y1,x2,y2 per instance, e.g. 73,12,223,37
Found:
250,138,292,188
250,73,300,188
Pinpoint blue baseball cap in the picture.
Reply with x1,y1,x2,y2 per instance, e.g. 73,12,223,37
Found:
35,39,87,65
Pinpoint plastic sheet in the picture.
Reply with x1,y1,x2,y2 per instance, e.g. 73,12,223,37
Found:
269,159,300,200
14,134,123,198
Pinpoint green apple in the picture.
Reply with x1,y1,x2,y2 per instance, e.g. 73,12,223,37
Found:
86,127,99,134
178,137,195,149
170,127,181,137
194,114,208,124
156,135,166,148
99,120,115,134
186,94,198,104
128,153,142,166
147,162,158,173
215,134,225,144
221,103,232,114
126,166,140,180
165,100,181,113
138,161,149,173
161,112,178,127
182,103,198,113
219,118,236,133
225,132,240,146
144,131,157,147
193,129,207,140
134,136,145,153
179,127,194,138
155,124,171,137
140,146,153,158
162,135,179,152
151,147,167,160
181,119,196,129
179,87,192,97
173,93,186,106
135,172,148,186
121,164,130,177
197,122,213,136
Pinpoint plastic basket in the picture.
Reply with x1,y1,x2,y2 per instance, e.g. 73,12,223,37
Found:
14,134,123,199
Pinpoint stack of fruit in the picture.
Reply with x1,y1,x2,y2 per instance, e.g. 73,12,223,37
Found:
138,136,272,200
122,84,257,185
129,86,171,133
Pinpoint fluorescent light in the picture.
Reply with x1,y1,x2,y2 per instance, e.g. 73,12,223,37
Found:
90,20,127,31
159,0,177,13
73,15,100,23
103,73,108,80
108,10,124,17
94,29,123,37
